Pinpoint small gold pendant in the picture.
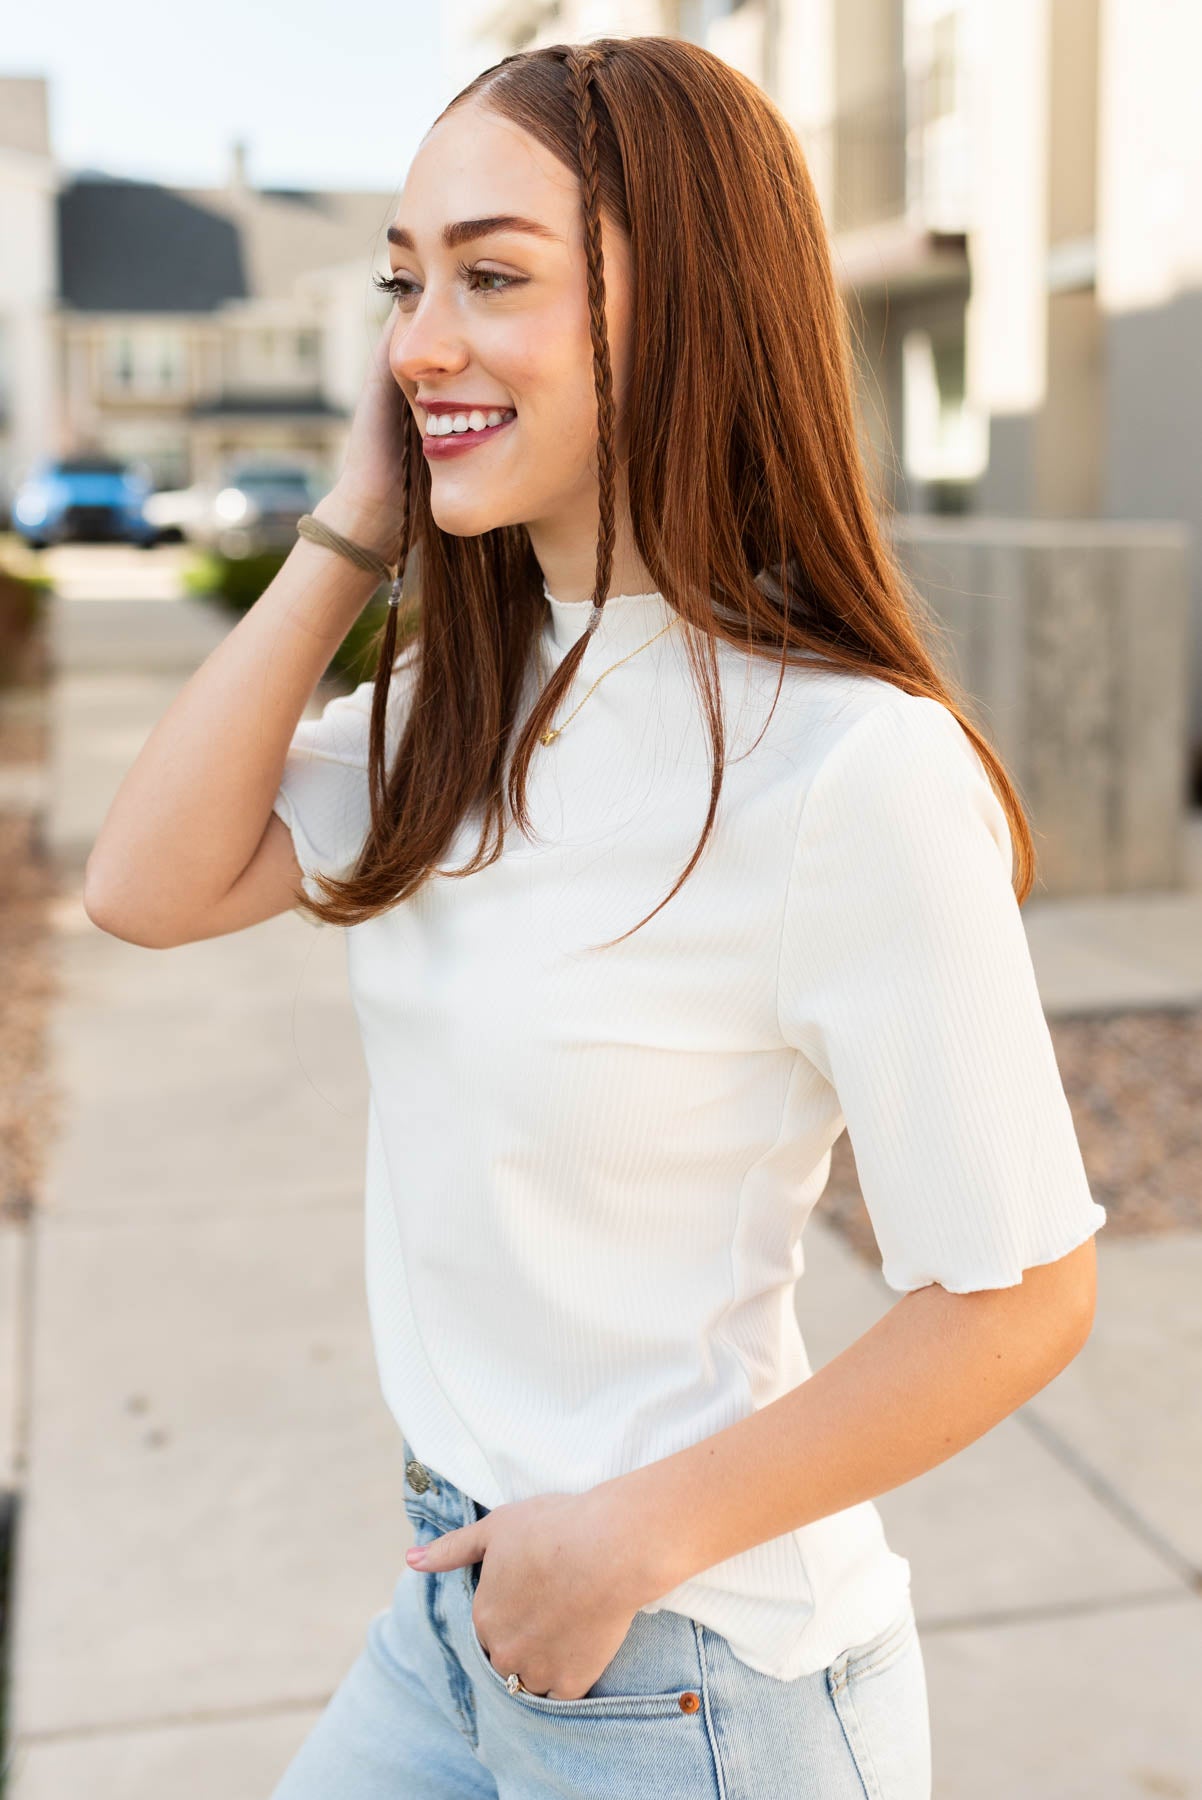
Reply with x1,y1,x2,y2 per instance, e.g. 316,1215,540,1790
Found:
539,728,560,745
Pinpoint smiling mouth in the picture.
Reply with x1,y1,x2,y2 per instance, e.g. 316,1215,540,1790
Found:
425,417,513,442
421,407,517,439
421,411,518,455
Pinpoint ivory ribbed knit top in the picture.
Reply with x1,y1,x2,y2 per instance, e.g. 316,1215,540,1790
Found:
270,579,1107,1681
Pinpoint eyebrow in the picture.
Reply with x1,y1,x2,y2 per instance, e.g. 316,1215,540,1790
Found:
386,215,563,253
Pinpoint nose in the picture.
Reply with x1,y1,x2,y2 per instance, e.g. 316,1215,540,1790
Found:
390,293,471,391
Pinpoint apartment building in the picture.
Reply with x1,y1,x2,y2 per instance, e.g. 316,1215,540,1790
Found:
0,78,58,509
0,76,397,503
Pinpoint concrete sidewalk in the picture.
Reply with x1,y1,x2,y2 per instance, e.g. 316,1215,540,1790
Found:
3,592,1201,1798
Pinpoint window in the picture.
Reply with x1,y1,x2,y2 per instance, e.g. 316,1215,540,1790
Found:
158,336,181,388
927,11,960,123
108,333,136,390
902,317,987,481
102,329,188,397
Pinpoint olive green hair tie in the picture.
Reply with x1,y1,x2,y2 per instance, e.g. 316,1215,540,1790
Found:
296,513,402,602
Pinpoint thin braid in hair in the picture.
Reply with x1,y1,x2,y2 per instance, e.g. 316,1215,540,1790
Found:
563,44,617,634
367,403,416,826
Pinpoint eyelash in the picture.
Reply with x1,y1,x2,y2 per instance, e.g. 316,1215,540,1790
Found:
371,263,520,305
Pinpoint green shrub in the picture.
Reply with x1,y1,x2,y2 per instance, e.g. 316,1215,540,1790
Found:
182,548,290,614
184,549,393,687
0,563,52,686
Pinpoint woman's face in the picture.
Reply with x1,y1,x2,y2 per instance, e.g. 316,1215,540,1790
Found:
385,98,633,551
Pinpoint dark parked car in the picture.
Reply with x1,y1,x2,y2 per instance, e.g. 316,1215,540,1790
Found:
11,455,158,549
187,462,320,558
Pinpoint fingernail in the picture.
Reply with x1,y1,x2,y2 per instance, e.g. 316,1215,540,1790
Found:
406,1546,428,1566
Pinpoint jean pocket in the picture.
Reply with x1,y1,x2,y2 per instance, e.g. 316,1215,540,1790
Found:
830,1599,918,1694
465,1570,703,1720
827,1600,931,1800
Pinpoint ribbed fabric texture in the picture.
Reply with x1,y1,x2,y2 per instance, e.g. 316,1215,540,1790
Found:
271,582,1106,1682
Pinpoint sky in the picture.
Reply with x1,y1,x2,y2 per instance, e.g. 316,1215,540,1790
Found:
4,0,453,193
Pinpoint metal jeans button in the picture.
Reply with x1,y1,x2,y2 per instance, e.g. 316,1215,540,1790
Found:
405,1457,433,1493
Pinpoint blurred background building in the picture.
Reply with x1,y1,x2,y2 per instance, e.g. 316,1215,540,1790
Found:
0,78,393,498
1,0,1199,752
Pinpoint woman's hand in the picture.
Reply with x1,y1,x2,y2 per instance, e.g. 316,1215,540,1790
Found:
324,312,414,561
405,1486,643,1701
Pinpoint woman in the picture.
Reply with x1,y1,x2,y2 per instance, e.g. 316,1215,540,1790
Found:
86,36,1106,1800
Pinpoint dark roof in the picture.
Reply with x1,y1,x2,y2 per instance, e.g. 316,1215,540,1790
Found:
58,174,396,313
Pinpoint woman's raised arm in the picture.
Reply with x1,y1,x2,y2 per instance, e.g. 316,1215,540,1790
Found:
84,318,412,949
82,488,391,947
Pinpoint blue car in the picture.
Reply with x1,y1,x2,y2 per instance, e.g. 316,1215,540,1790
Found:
11,454,159,549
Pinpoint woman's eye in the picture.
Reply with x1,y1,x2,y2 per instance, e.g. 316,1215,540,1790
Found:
372,272,418,303
371,266,520,306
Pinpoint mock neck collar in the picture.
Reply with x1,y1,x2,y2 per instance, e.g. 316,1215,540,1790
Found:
541,577,679,657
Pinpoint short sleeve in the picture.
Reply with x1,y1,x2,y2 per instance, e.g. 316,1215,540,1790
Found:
778,692,1107,1295
271,648,417,918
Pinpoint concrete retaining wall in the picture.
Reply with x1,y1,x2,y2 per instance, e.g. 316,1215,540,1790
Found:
889,516,1193,898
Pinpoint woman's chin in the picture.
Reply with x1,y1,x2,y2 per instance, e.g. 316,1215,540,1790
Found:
428,492,521,538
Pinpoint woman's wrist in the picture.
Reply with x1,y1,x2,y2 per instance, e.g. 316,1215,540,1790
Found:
312,486,405,566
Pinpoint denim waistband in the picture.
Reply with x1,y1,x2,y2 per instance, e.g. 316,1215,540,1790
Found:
401,1434,491,1528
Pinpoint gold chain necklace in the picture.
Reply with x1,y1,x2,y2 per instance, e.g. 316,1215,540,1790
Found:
536,610,677,745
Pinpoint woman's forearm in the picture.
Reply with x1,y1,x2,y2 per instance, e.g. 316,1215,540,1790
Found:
598,1251,1096,1613
83,486,396,941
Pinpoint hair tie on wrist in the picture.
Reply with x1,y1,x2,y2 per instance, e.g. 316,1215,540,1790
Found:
296,513,398,586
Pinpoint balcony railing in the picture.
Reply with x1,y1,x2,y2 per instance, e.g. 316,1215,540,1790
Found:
803,62,973,238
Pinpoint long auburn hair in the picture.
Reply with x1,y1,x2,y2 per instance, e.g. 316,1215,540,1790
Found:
298,35,1037,940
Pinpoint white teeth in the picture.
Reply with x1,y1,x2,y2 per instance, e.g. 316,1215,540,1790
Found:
426,408,515,436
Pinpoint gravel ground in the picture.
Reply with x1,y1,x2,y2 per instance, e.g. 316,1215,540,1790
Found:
0,659,1197,1246
793,1004,1202,1270
0,669,61,1225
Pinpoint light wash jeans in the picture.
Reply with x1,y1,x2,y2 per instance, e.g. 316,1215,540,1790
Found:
270,1435,932,1799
